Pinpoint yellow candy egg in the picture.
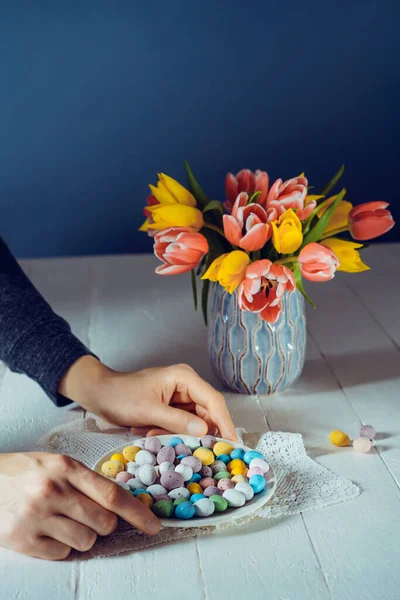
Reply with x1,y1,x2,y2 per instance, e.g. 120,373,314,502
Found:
101,460,125,477
329,430,350,447
213,441,235,457
123,445,141,462
231,466,248,476
193,447,215,466
111,452,128,465
136,493,153,508
187,482,203,495
227,459,246,473
231,474,248,484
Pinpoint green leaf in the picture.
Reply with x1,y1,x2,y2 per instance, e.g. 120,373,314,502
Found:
190,269,197,311
203,200,224,215
247,191,262,204
293,264,316,309
302,188,346,247
184,160,208,209
201,279,210,326
319,165,345,197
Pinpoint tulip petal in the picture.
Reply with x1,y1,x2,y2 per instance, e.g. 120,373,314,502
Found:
156,263,195,275
158,173,197,206
223,214,243,246
350,201,390,218
240,223,270,251
260,302,282,324
350,214,394,241
254,170,270,206
266,178,282,205
236,169,256,194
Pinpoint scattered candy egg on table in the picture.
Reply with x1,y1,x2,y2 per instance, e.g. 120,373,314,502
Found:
353,437,373,453
329,430,350,447
360,425,376,440
123,446,141,462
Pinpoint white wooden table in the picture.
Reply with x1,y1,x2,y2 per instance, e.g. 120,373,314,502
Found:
1,245,400,600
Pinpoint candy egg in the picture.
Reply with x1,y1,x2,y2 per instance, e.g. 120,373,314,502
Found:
190,493,206,503
214,471,231,482
360,425,376,440
210,495,228,512
136,493,153,508
157,446,176,465
134,439,146,449
199,477,217,490
203,486,222,497
122,446,141,462
217,478,234,492
116,471,133,483
211,460,227,474
230,448,245,461
175,464,193,482
249,458,270,473
175,501,196,519
126,461,140,475
193,497,215,517
111,453,128,466
154,494,170,502
213,441,235,457
215,454,230,465
249,474,266,494
159,461,175,475
173,497,188,507
133,488,148,496
243,450,264,465
186,482,203,496
187,473,202,484
152,499,174,518
101,460,124,477
234,482,254,501
137,464,157,486
200,435,217,449
146,484,167,498
231,474,247,484
168,487,191,500
223,489,246,508
168,437,184,447
353,437,373,453
127,477,145,491
135,450,156,466
116,481,130,490
329,430,350,447
181,456,202,473
144,437,162,454
247,467,264,478
230,466,248,477
199,466,213,478
193,447,215,466
227,459,246,473
174,443,192,457
160,471,184,491
184,436,201,450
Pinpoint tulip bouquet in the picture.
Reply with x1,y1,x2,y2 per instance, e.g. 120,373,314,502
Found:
140,163,395,325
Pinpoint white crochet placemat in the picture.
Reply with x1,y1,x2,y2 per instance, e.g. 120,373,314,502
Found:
37,415,360,558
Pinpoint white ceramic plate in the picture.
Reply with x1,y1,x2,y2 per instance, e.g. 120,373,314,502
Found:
93,434,276,528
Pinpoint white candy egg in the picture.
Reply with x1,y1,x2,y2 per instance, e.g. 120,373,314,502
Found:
116,481,130,490
159,461,175,475
185,436,200,450
134,439,146,449
135,450,156,466
234,482,254,501
127,477,145,491
194,497,215,517
168,487,191,500
223,489,246,508
146,484,167,498
126,462,139,475
137,464,157,486
249,458,270,473
175,464,193,482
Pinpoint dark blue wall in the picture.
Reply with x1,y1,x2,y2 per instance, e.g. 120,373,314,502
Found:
1,2,399,258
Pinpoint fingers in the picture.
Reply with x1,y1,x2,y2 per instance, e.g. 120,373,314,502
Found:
60,489,118,536
151,403,208,437
42,516,97,553
30,537,72,561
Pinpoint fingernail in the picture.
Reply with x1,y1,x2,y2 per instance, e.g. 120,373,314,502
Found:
147,518,160,535
188,420,206,436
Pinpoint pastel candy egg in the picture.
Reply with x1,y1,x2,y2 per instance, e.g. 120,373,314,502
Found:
199,477,217,490
211,460,227,473
200,435,217,449
223,489,246,508
187,473,202,484
214,471,231,482
144,437,162,454
243,450,264,465
249,474,266,494
329,430,350,447
173,497,188,507
247,467,264,478
133,488,147,496
152,499,174,518
231,474,248,484
146,484,167,498
360,424,376,440
227,459,246,473
154,494,170,502
210,495,228,512
199,466,213,478
190,493,206,503
160,471,184,491
230,466,248,477
168,437,184,447
122,446,141,462
101,460,124,477
174,443,192,457
203,486,222,497
134,439,146,449
116,471,133,483
181,456,202,473
159,461,175,475
234,481,254,501
193,447,215,466
186,482,203,496
157,446,176,465
184,436,201,450
230,448,245,461
353,437,373,453
126,461,140,476
217,478,234,492
168,486,191,500
137,464,157,486
111,453,128,466
194,497,215,517
116,481,130,490
175,464,193,482
249,458,270,473
216,454,230,465
175,501,196,519
213,441,235,457
136,493,153,508
127,477,145,491
135,450,156,466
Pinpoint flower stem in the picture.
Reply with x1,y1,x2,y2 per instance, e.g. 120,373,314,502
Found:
274,256,299,266
203,222,226,238
321,226,349,239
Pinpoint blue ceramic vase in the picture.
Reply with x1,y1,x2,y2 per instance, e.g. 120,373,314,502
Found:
208,284,306,395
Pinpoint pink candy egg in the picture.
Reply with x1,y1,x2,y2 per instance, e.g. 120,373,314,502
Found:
174,443,192,457
201,435,217,449
360,424,376,440
181,456,202,473
353,437,372,453
199,466,213,478
203,486,222,497
217,478,235,492
144,437,162,454
247,467,264,478
199,477,217,490
160,471,184,491
116,471,133,483
157,446,175,465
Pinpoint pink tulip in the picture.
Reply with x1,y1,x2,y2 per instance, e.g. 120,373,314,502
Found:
154,227,209,275
238,259,296,323
266,176,310,221
349,201,395,241
223,192,272,252
225,169,269,212
298,243,339,282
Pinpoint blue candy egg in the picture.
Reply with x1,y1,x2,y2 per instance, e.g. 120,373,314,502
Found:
176,454,187,461
217,454,231,464
168,437,184,447
249,474,266,494
133,488,148,496
190,493,206,503
187,473,202,484
175,501,196,519
230,448,245,461
243,450,264,465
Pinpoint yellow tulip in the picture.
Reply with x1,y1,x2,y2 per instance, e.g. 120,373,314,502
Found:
141,204,204,232
202,251,250,294
316,196,353,235
150,173,196,207
321,237,370,273
271,209,303,254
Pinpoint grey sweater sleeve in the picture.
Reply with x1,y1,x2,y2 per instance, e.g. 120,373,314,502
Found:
0,238,95,407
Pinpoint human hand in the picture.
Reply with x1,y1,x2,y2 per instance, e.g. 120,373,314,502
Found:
0,452,160,560
59,357,237,441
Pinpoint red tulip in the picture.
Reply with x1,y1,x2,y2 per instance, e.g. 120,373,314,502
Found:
225,169,269,212
154,227,209,275
298,243,339,282
349,201,395,241
266,176,309,221
223,192,272,251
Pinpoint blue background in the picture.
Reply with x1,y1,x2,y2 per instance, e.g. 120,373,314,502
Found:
1,2,399,258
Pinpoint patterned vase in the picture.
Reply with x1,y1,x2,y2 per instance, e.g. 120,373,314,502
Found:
208,284,306,395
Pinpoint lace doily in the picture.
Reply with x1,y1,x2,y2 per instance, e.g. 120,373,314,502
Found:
37,415,360,558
